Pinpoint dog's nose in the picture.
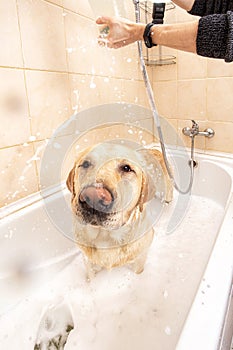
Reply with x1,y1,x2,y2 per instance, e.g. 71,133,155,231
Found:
79,186,113,212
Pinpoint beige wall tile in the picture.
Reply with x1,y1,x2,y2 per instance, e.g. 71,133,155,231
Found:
0,0,23,68
138,80,150,109
71,123,154,154
177,51,207,80
17,0,67,71
63,0,135,19
207,58,233,78
69,74,141,112
153,81,178,119
121,78,141,105
25,70,71,139
64,11,139,79
111,44,140,80
45,0,63,6
177,79,206,120
85,0,131,18
64,11,101,74
63,0,93,17
0,68,31,148
207,78,233,122
0,144,38,206
154,118,178,147
205,122,233,153
69,74,105,111
152,58,177,82
176,6,196,23
164,4,177,24
35,137,75,189
100,76,123,103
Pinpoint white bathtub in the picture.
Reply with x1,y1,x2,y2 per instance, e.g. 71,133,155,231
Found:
0,151,233,350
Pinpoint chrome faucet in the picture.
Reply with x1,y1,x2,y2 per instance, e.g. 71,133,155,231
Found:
182,120,215,138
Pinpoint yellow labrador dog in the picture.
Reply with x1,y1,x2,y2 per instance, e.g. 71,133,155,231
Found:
67,142,173,279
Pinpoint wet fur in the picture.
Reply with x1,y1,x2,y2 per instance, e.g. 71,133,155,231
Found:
67,143,173,279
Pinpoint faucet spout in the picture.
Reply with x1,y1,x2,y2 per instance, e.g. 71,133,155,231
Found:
198,128,215,138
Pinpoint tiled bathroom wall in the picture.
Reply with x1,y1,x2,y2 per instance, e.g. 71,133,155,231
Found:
0,0,232,208
0,0,149,207
153,6,233,152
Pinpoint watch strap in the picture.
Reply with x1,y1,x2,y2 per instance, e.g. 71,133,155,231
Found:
143,23,156,48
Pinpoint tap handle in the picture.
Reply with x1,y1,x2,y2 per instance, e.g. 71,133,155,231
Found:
191,120,199,130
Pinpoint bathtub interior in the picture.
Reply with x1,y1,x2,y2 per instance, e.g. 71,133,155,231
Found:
0,155,232,349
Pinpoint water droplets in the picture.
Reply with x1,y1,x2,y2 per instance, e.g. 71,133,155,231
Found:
164,326,172,336
66,47,75,54
53,142,61,150
90,81,96,89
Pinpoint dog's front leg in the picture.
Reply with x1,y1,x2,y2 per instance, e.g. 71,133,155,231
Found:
82,254,102,281
129,248,149,274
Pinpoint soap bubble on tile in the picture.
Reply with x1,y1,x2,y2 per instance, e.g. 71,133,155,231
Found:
165,326,172,335
66,48,75,54
90,81,96,89
53,142,61,150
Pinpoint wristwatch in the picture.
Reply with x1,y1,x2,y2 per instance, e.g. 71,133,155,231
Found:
143,23,157,48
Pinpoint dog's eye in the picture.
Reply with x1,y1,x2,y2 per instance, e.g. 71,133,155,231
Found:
120,164,133,173
80,160,92,169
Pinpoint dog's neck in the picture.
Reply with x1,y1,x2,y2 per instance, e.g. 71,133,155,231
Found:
72,204,152,248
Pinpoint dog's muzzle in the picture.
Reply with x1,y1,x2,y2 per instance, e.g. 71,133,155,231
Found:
79,185,114,213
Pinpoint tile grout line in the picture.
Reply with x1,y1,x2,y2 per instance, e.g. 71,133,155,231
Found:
15,0,40,192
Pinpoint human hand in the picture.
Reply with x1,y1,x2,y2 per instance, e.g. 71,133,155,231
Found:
96,16,145,49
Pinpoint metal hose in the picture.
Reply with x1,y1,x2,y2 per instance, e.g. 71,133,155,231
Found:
133,0,194,194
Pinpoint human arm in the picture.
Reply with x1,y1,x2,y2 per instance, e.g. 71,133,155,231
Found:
96,9,233,62
96,16,198,53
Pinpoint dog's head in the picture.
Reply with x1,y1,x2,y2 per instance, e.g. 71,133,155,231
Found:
67,142,171,229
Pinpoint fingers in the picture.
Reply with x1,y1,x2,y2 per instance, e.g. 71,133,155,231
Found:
97,37,128,49
96,16,111,25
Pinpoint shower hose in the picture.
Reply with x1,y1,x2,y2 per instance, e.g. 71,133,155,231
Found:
133,0,194,195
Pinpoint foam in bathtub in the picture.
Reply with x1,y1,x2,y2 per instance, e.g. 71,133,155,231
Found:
34,299,74,349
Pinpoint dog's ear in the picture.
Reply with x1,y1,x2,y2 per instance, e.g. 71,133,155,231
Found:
138,172,149,212
66,146,92,195
137,147,173,204
66,165,76,195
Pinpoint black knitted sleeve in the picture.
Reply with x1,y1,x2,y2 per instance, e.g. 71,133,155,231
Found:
188,0,233,16
196,12,233,62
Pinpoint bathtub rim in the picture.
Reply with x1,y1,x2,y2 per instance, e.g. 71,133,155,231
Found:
176,194,233,350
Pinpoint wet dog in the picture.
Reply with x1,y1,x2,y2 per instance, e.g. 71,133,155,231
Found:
66,142,173,279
